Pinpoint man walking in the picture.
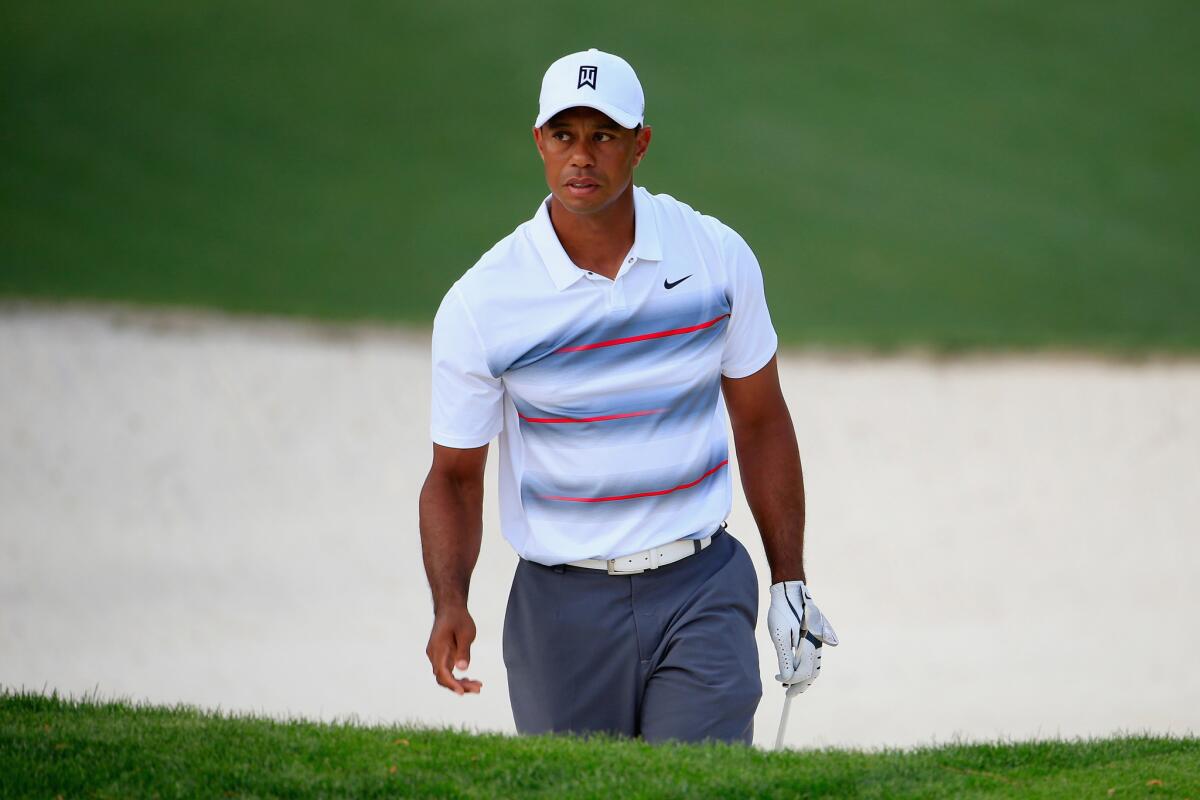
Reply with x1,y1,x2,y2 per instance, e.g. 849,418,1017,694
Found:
420,48,838,745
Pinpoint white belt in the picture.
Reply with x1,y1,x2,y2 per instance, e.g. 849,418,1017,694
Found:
567,528,719,575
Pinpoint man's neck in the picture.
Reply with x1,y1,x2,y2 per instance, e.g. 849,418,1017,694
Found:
548,184,636,280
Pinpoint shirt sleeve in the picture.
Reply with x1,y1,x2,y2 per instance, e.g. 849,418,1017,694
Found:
719,225,779,379
429,282,505,448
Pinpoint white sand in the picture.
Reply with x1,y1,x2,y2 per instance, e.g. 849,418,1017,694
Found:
1,301,1197,750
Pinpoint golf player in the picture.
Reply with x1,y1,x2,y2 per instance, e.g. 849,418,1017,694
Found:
420,48,838,745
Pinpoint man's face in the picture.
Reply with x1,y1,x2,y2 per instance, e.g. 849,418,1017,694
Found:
533,106,652,215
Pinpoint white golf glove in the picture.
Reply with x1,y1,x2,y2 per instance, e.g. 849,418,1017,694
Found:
768,580,839,696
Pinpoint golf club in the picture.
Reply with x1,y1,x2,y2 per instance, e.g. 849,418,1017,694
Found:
774,684,795,750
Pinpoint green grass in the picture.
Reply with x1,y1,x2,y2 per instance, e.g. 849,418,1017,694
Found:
2,688,1198,799
3,1,1198,352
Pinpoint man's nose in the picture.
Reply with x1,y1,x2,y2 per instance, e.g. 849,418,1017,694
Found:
568,139,596,168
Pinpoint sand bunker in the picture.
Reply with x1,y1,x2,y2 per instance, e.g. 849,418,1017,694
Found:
1,301,1197,749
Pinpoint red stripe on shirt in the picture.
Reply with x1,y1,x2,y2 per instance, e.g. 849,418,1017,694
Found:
555,313,731,353
540,459,729,503
518,408,667,424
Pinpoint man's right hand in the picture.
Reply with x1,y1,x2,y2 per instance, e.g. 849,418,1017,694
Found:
426,606,483,695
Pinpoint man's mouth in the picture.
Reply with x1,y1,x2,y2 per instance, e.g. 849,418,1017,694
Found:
565,178,600,196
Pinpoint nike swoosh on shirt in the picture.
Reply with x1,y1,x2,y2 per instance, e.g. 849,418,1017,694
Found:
663,275,692,290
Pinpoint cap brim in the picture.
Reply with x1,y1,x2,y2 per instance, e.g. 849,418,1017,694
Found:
534,99,641,129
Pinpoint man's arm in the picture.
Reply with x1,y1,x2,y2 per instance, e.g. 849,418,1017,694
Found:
720,354,806,585
419,441,489,695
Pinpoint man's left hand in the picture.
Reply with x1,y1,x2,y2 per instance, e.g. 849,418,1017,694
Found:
767,580,839,695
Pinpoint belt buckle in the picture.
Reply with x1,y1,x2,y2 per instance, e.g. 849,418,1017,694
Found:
606,557,644,576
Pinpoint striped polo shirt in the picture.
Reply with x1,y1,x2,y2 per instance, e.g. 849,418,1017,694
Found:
430,184,778,566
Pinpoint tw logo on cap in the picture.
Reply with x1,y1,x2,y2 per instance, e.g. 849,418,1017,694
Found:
577,65,597,90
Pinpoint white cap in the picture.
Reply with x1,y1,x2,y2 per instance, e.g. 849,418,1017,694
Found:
534,48,644,129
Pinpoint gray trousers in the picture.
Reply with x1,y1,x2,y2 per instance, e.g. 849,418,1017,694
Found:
502,525,762,745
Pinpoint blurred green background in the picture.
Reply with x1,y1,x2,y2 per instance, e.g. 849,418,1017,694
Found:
3,1,1197,352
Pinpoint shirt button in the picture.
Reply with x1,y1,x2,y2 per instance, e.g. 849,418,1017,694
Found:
627,257,634,263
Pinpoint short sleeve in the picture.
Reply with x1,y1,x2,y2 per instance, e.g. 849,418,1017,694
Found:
429,283,504,448
719,226,779,378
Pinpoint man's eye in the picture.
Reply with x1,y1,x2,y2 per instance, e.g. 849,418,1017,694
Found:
595,133,612,142
553,132,570,141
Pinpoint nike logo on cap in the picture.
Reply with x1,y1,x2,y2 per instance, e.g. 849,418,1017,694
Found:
664,275,692,290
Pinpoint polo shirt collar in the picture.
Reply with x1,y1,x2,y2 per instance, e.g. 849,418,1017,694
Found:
529,185,663,292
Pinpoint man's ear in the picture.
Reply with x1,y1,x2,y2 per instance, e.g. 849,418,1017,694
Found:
532,126,545,162
632,124,652,168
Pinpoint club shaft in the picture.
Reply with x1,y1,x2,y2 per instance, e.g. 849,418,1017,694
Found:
774,691,793,750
